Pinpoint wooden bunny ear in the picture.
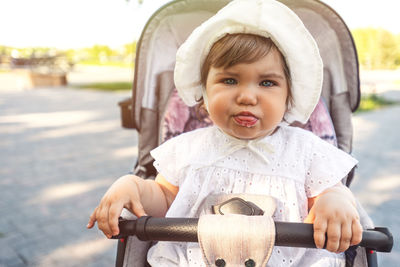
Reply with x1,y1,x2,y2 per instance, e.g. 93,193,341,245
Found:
198,214,276,266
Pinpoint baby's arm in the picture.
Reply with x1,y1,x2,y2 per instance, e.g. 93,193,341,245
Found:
87,174,178,238
304,183,363,253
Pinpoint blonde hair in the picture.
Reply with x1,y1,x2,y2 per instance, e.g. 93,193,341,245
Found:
200,33,293,106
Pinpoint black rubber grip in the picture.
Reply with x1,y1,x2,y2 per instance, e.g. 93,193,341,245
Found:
112,217,393,252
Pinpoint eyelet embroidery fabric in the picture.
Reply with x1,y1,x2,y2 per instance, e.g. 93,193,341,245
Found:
148,125,357,266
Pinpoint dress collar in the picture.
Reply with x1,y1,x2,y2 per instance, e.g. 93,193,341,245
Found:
211,126,278,165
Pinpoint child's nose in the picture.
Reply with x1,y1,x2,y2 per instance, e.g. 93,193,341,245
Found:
236,84,258,105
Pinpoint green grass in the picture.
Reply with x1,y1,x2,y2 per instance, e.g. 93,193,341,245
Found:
74,81,132,91
357,93,398,112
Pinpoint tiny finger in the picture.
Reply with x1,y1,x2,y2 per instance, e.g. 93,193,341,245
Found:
313,218,328,249
109,203,124,236
87,207,98,228
338,223,352,252
326,221,341,252
97,204,113,238
350,220,363,246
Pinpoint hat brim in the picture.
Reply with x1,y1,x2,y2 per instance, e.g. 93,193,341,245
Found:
174,0,323,124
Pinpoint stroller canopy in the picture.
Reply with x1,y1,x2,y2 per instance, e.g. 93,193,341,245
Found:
131,0,360,131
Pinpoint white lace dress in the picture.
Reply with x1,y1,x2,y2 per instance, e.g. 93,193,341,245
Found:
147,125,357,267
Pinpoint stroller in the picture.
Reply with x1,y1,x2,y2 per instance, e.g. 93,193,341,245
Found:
116,0,393,266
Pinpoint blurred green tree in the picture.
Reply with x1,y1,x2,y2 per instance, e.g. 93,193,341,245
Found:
352,28,400,69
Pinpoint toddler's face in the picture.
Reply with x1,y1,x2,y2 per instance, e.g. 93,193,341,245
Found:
205,48,289,140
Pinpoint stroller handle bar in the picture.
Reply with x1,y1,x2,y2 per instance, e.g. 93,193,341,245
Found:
112,216,393,253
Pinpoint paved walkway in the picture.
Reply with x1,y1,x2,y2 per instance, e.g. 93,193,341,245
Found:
351,106,400,266
0,69,398,266
0,84,135,266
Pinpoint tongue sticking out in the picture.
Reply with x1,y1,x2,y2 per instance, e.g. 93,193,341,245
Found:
234,115,258,127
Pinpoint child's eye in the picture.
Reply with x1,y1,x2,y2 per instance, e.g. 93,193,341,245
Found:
260,80,275,87
223,78,237,85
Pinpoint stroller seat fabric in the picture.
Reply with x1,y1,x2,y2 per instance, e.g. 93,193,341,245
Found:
162,88,212,141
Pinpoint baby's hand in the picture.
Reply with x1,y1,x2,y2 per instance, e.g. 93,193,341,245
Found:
304,184,363,253
87,175,147,238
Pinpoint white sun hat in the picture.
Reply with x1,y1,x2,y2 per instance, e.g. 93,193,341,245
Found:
174,0,323,124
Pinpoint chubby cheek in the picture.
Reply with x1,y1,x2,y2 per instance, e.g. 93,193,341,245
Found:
262,101,286,125
208,100,228,125
206,93,231,124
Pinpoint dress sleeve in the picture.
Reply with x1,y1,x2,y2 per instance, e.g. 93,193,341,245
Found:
150,134,188,186
304,133,358,198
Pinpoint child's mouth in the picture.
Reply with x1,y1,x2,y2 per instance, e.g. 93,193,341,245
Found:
233,112,258,127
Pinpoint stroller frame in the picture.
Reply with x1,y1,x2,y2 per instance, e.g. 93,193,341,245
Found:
114,0,390,266
125,0,360,181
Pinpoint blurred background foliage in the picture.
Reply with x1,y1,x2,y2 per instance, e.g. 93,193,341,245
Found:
0,42,137,69
352,28,400,69
0,27,398,70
